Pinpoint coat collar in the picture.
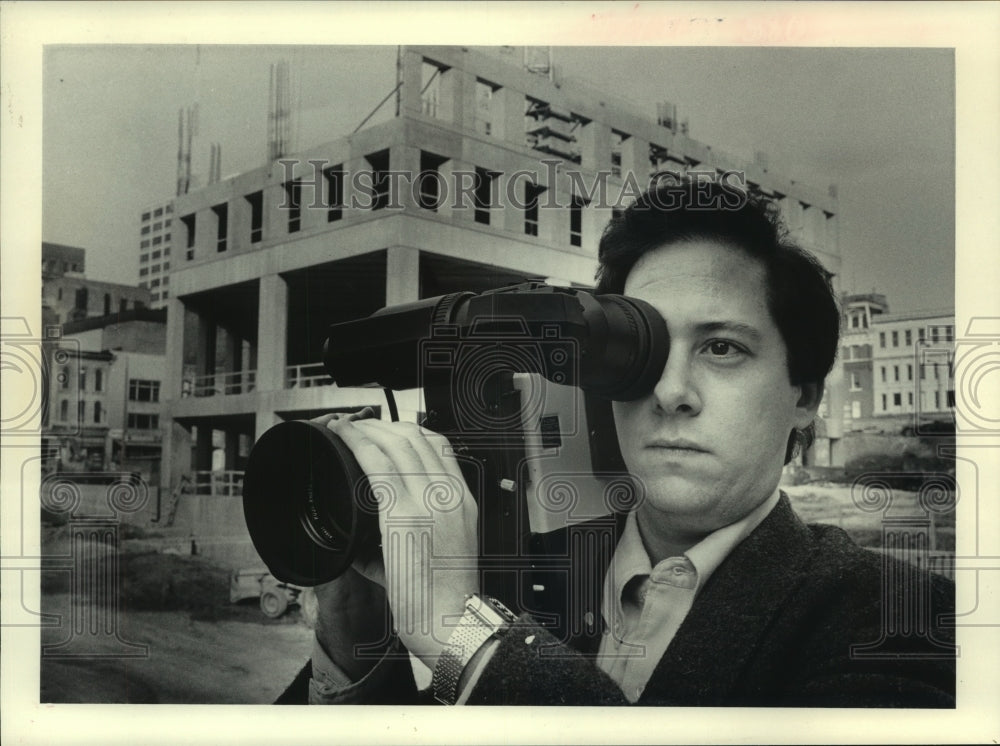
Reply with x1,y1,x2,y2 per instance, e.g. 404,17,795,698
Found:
638,493,815,703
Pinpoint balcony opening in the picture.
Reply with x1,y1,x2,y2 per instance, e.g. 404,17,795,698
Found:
524,182,545,237
245,190,263,243
283,251,387,389
420,59,447,118
365,150,390,211
474,167,498,225
213,202,229,252
284,180,302,233
418,151,448,211
181,213,196,260
324,164,344,222
570,193,588,247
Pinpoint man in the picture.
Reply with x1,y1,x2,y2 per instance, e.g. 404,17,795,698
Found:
279,177,955,706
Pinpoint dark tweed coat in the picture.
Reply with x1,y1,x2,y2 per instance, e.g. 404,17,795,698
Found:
279,495,955,707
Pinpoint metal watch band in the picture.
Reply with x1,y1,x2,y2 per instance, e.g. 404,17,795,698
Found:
432,595,515,705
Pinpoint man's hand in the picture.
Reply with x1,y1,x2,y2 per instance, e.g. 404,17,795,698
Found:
329,417,480,669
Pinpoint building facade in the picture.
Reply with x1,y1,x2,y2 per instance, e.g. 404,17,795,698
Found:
42,242,152,327
44,309,168,482
841,293,888,431
138,201,175,309
161,46,843,538
871,309,955,431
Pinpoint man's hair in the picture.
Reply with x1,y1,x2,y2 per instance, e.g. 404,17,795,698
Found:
595,176,841,463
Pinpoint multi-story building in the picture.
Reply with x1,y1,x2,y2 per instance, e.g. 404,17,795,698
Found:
42,242,152,327
841,293,889,431
138,201,175,309
871,309,955,431
45,308,167,482
162,46,842,540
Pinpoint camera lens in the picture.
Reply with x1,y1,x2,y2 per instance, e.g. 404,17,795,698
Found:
242,420,380,586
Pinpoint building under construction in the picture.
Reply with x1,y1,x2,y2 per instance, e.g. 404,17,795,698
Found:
160,46,842,557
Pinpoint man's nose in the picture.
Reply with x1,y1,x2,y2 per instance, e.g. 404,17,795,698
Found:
651,353,702,415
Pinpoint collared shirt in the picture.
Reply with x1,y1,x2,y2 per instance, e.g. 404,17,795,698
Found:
595,490,781,703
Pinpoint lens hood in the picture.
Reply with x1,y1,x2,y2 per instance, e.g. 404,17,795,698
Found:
242,420,379,586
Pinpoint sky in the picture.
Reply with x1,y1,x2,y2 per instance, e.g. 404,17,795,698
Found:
42,44,954,314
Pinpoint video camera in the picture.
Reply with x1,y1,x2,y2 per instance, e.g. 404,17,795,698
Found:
242,282,667,619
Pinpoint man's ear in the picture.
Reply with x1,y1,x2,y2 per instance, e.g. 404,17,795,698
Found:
793,382,824,427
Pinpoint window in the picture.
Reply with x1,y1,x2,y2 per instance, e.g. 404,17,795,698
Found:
569,193,588,247
324,165,344,221
93,401,102,424
95,369,103,392
165,218,172,227
918,327,926,343
284,180,302,233
162,276,169,285
74,287,88,310
417,153,446,211
166,204,173,214
851,315,859,329
365,150,390,211
892,330,899,347
152,236,162,246
79,368,87,391
932,363,939,379
151,278,160,288
905,329,912,346
152,250,161,260
893,365,899,382
119,299,127,313
60,367,69,389
934,391,940,409
931,327,939,343
164,247,170,256
245,191,264,243
153,221,162,231
921,364,926,380
129,379,160,402
524,182,545,237
139,267,148,277
164,233,171,242
162,290,169,299
141,225,150,235
78,400,85,422
140,253,149,263
57,287,63,300
879,332,886,348
880,366,886,383
850,372,861,391
211,202,228,251
104,293,111,315
127,413,160,430
474,167,497,225
947,390,955,407
151,292,160,302
881,394,887,411
893,393,902,407
907,364,913,381
181,214,196,259
142,211,151,221
141,239,150,249
907,392,913,406
154,207,163,218
60,399,68,420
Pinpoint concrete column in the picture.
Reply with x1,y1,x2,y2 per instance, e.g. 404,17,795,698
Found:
390,144,421,212
256,273,288,393
386,247,420,306
439,68,475,130
164,296,186,402
620,137,650,189
439,158,476,223
493,86,524,146
255,409,282,440
398,49,424,117
579,121,612,174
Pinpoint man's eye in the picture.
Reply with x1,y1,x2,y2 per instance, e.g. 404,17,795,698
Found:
704,340,745,357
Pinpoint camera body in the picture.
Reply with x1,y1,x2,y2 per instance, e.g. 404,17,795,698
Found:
243,282,667,626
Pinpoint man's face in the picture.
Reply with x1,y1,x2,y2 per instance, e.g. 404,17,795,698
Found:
612,239,820,539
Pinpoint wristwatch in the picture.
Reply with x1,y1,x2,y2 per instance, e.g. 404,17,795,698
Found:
432,594,517,705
